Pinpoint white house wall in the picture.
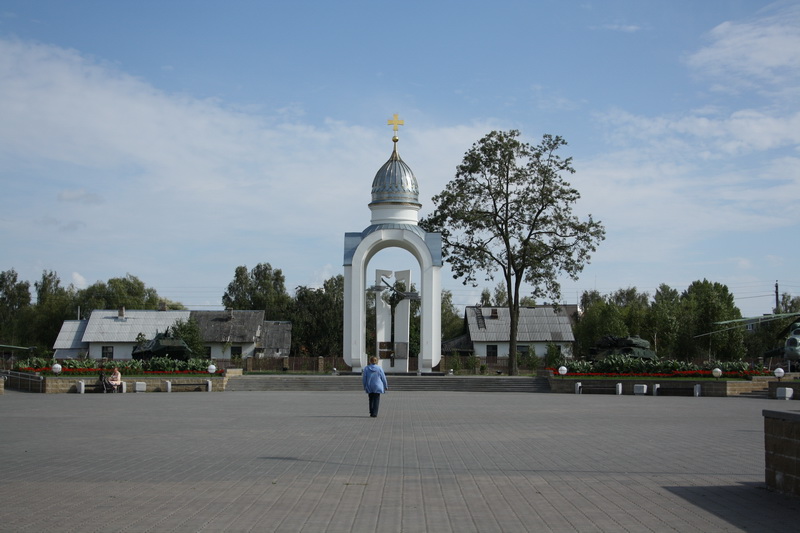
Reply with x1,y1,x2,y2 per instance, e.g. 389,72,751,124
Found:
473,341,572,358
89,343,136,360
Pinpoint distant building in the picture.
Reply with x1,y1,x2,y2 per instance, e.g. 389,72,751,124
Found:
442,305,575,360
190,309,291,359
53,308,291,360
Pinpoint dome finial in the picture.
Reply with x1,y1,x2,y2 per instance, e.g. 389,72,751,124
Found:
387,113,404,139
387,113,403,159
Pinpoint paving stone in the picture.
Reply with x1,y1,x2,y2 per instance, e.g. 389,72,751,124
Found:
1,390,799,532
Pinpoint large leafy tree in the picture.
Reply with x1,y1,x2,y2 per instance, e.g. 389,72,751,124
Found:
32,270,77,351
678,279,744,361
573,297,628,358
645,284,680,357
440,290,465,341
421,130,605,374
222,263,292,321
290,275,344,357
171,317,205,357
74,274,173,316
608,287,651,341
0,269,32,346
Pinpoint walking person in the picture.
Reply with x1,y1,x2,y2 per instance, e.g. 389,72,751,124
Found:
362,356,388,418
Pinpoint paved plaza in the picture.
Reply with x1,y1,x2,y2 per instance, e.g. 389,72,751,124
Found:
1,389,798,532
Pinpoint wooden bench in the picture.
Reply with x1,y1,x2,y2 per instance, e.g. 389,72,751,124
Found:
653,384,700,397
576,382,621,395
76,380,122,393
164,380,212,392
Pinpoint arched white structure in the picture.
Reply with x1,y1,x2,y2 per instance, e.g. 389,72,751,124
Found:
343,122,442,373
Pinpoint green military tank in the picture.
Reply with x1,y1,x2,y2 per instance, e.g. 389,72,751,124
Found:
589,335,657,361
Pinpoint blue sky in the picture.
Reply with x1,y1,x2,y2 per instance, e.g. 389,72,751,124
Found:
1,0,798,317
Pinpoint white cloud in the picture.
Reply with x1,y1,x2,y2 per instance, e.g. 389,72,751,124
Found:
601,23,642,33
686,2,800,94
58,189,104,204
71,272,87,289
0,37,498,301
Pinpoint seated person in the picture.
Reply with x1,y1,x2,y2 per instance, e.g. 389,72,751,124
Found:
108,367,122,392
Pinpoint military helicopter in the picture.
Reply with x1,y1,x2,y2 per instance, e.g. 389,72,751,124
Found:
703,312,800,370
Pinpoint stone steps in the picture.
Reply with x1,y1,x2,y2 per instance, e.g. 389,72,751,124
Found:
225,375,551,393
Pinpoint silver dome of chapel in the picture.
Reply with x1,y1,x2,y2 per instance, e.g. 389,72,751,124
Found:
370,142,421,207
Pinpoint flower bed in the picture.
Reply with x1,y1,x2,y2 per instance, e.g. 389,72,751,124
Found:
548,369,771,380
15,356,222,376
547,356,771,380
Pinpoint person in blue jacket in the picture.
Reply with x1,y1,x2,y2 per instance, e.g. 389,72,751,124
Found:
362,356,388,418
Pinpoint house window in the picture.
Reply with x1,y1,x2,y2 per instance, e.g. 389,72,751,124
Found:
518,345,530,356
231,346,242,357
101,346,114,359
204,346,212,357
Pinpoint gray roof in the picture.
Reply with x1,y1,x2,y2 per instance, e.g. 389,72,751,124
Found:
81,309,190,343
190,310,265,344
53,320,89,350
466,306,575,343
260,321,292,352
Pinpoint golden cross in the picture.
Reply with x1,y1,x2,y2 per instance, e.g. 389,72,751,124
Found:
387,113,404,133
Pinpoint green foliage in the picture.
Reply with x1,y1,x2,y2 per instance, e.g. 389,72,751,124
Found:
574,299,628,357
556,356,759,378
170,317,205,356
147,356,186,372
544,343,563,369
559,359,593,374
518,346,539,370
222,263,292,320
677,280,744,361
447,352,462,372
74,274,175,317
573,280,749,362
15,356,214,375
0,269,32,346
440,290,465,340
186,358,214,372
290,275,344,357
0,269,177,351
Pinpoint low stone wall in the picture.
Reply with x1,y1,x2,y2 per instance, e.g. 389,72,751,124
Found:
763,409,800,497
548,378,769,396
42,376,227,393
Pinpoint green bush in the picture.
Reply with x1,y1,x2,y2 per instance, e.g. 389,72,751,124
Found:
563,360,593,374
146,357,186,372
448,352,462,373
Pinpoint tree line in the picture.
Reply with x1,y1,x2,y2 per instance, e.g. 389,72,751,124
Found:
3,264,795,364
571,282,800,362
0,264,465,358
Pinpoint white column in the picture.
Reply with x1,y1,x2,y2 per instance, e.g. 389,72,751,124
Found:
419,263,442,372
374,269,392,359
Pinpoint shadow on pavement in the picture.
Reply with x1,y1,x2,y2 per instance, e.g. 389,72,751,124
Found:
664,482,799,531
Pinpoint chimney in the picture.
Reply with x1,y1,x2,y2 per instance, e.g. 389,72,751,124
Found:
490,309,499,319
118,307,126,318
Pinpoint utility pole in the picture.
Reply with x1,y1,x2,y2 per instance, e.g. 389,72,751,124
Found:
775,280,780,313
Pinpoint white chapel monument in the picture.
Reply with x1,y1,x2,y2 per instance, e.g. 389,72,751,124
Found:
342,115,443,373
